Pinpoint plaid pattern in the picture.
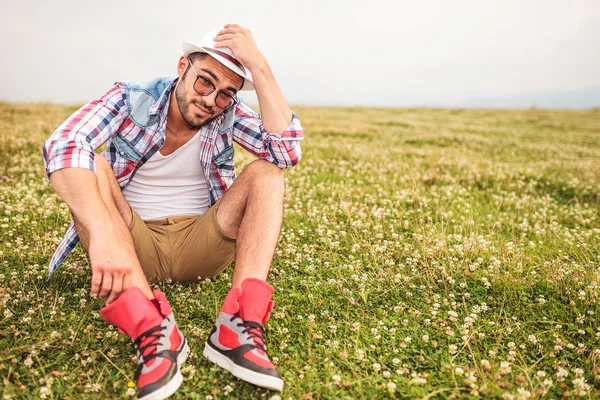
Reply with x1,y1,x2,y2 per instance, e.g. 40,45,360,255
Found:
42,78,303,276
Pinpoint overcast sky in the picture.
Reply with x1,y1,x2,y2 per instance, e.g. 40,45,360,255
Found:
1,0,599,107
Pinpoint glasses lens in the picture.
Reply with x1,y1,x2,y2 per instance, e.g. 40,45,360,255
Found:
193,76,214,96
216,93,235,109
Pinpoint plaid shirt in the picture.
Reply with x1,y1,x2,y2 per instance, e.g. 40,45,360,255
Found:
42,77,303,276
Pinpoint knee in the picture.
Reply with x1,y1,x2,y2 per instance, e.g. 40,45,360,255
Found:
243,160,285,194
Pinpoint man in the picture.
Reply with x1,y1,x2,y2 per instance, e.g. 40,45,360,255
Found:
42,24,303,399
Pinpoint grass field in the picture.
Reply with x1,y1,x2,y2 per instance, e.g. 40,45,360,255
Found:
0,103,599,399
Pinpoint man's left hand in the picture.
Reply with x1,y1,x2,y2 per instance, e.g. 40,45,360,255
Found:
213,24,267,72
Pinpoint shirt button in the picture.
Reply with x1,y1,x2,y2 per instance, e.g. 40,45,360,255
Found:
120,151,124,155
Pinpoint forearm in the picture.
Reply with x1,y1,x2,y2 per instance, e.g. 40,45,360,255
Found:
49,168,112,230
250,60,293,134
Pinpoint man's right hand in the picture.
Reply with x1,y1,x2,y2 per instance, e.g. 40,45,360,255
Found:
88,222,137,303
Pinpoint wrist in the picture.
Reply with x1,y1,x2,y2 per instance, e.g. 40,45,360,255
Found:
246,55,269,75
74,207,112,231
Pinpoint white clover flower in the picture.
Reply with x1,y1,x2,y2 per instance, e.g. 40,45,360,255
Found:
372,363,382,372
465,372,477,386
355,349,365,360
556,367,569,381
516,387,531,400
410,376,427,385
387,382,397,393
499,361,512,375
39,386,49,399
528,335,537,344
536,370,546,377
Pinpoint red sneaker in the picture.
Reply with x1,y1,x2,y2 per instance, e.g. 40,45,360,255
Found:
101,287,190,400
203,278,283,391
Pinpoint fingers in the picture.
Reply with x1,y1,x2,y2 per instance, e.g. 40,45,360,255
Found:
216,26,251,39
91,270,102,297
218,27,241,36
99,273,113,299
106,273,123,304
92,266,132,303
223,23,243,30
213,34,236,42
214,40,232,49
122,270,132,293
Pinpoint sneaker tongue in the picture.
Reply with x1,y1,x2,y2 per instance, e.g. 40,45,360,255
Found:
100,287,165,339
238,278,274,324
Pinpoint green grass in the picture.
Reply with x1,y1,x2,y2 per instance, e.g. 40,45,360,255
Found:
0,103,599,399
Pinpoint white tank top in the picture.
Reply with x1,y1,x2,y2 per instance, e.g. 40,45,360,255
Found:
123,131,210,220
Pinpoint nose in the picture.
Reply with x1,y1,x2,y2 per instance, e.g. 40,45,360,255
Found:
202,90,218,108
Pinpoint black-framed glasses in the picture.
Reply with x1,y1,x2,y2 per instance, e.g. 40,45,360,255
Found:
187,58,237,110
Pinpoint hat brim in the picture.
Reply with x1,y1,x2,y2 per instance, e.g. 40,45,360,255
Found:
182,41,254,91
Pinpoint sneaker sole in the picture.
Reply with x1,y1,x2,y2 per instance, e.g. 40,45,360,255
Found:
137,370,182,400
137,339,191,400
203,342,284,391
178,339,190,366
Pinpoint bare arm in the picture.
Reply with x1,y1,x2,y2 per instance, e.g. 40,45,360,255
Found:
214,24,294,133
248,62,293,133
50,168,110,229
49,159,144,303
42,85,149,302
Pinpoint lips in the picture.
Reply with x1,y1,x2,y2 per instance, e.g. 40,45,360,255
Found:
194,102,210,117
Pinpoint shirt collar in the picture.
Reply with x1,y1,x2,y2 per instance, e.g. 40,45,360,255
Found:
149,78,177,117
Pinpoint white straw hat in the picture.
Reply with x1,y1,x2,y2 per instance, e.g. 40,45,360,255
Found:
182,27,254,91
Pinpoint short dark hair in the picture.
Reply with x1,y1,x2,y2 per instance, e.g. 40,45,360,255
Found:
188,52,209,63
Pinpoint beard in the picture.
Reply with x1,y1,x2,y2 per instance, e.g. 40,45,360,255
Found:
175,79,218,129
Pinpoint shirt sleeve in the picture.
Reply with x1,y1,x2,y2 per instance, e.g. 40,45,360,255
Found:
42,83,129,181
231,100,304,168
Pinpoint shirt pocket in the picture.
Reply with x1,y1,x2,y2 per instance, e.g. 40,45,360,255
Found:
213,145,235,178
112,133,143,162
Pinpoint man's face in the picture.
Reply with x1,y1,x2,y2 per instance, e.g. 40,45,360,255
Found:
175,55,244,129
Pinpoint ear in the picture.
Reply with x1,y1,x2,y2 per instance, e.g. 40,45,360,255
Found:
177,56,188,79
